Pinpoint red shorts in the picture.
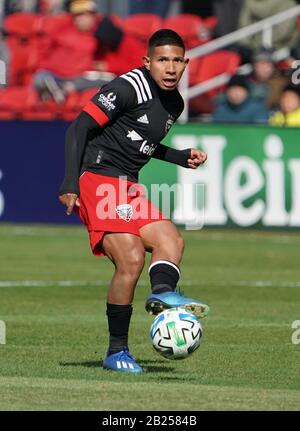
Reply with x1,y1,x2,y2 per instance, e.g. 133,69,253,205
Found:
77,172,168,256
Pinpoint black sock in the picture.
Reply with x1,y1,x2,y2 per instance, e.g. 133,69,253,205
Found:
106,303,132,355
149,260,180,294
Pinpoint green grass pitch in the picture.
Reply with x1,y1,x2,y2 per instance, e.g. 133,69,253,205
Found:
0,223,299,410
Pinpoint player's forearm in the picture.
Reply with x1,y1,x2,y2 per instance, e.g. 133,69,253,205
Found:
59,123,82,195
152,144,191,168
59,112,99,196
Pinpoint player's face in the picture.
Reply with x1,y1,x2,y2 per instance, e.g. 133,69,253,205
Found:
143,45,189,91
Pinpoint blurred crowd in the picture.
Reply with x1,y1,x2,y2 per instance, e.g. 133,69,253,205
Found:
1,0,300,125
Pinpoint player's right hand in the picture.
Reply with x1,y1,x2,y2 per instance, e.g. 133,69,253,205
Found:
59,193,80,215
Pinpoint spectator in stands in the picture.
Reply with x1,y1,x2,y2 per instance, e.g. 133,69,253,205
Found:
93,16,145,76
269,83,300,126
3,0,39,14
32,0,103,102
128,0,171,18
238,0,298,53
248,48,289,109
213,74,270,123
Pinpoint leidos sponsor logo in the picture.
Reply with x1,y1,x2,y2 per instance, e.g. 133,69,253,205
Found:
139,141,157,156
127,130,156,155
98,92,116,111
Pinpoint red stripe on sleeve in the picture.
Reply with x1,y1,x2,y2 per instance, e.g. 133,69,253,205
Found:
83,101,110,126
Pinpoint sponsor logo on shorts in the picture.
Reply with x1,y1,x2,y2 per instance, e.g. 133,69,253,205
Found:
98,93,116,111
116,204,133,222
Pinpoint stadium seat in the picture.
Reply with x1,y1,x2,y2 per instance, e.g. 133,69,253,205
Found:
22,90,81,121
3,13,43,86
40,13,73,35
203,16,218,31
0,86,35,119
190,51,241,87
79,88,100,108
3,13,42,39
123,14,163,45
5,37,41,86
164,14,211,49
188,51,241,115
109,14,124,29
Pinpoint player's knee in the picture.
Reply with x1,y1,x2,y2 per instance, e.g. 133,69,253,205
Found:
172,233,185,259
118,246,145,278
129,247,145,274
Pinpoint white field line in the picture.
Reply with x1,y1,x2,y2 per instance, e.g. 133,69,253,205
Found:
0,280,300,288
193,234,300,243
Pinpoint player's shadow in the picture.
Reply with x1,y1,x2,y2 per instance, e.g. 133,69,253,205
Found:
59,360,102,368
59,359,175,373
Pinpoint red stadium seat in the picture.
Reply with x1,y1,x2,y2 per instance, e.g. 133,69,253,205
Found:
123,14,163,45
0,86,36,119
40,13,73,35
4,14,43,86
6,37,41,85
204,16,218,31
4,13,42,38
79,88,100,108
0,86,81,120
23,91,81,121
109,14,124,29
189,51,241,115
190,51,241,87
164,14,210,49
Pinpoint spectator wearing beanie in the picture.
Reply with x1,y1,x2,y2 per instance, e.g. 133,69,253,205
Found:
213,74,270,123
248,48,289,109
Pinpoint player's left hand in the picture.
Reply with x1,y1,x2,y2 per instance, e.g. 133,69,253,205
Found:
187,149,207,169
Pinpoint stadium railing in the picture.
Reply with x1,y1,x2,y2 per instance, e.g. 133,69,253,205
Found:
179,4,300,123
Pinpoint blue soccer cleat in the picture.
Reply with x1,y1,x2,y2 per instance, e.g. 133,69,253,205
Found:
145,290,210,319
103,347,144,373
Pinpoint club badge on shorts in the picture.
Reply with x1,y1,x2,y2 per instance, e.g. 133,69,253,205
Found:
116,204,133,222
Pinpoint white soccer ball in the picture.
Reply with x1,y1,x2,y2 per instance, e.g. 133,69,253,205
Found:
150,308,203,360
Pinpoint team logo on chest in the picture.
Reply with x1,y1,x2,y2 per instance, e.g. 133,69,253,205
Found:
127,130,143,141
116,204,133,222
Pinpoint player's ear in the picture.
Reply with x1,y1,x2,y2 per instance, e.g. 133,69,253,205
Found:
143,56,150,70
184,58,189,68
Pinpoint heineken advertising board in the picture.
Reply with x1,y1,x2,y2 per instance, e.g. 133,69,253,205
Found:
140,124,300,228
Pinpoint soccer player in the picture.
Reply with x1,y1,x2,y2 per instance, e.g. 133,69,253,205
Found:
59,29,209,373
